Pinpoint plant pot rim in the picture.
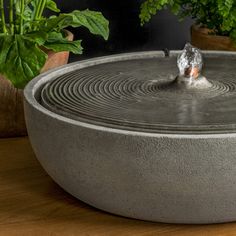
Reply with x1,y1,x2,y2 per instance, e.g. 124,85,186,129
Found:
192,24,231,40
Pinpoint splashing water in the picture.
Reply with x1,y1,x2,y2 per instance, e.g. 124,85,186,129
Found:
177,43,203,79
175,43,211,89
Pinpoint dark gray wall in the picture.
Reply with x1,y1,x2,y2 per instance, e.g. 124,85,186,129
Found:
143,10,194,50
56,0,193,59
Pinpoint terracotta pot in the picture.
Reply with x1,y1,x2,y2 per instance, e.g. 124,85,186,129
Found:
191,24,236,51
0,31,74,138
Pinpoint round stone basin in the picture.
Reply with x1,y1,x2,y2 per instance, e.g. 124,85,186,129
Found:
24,51,236,224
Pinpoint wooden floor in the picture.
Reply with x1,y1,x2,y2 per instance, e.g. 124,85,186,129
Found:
1,137,236,235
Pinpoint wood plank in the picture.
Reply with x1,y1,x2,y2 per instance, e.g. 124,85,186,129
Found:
0,137,236,235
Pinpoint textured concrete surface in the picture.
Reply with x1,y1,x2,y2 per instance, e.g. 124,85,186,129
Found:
24,51,236,224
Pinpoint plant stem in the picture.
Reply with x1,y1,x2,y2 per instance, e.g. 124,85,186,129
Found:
38,0,46,19
34,0,46,20
9,0,14,34
0,0,7,33
20,0,25,34
34,0,41,20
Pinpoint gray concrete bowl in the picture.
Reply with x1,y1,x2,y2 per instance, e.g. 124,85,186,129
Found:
24,51,236,224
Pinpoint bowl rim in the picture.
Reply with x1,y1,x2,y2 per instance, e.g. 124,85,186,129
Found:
24,50,236,138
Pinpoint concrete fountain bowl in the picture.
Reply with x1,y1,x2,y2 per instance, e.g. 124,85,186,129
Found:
24,49,236,224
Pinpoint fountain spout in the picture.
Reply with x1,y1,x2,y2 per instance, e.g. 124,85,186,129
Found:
175,43,211,89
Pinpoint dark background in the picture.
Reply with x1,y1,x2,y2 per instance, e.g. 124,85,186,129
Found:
56,0,193,60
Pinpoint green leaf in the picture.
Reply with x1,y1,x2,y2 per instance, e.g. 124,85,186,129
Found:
69,10,109,40
15,0,32,18
217,0,233,17
0,35,47,88
140,0,170,25
171,2,181,15
0,2,109,89
25,31,48,45
44,40,83,54
46,0,60,13
43,32,83,54
39,14,71,31
39,9,109,40
139,0,236,42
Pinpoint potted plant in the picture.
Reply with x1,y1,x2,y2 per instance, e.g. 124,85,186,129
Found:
139,0,236,51
0,0,109,137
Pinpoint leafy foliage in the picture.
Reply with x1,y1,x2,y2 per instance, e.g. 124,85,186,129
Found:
0,34,47,88
140,0,236,43
0,0,109,88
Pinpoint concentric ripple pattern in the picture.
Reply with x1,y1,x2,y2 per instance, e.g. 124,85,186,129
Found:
40,57,236,134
